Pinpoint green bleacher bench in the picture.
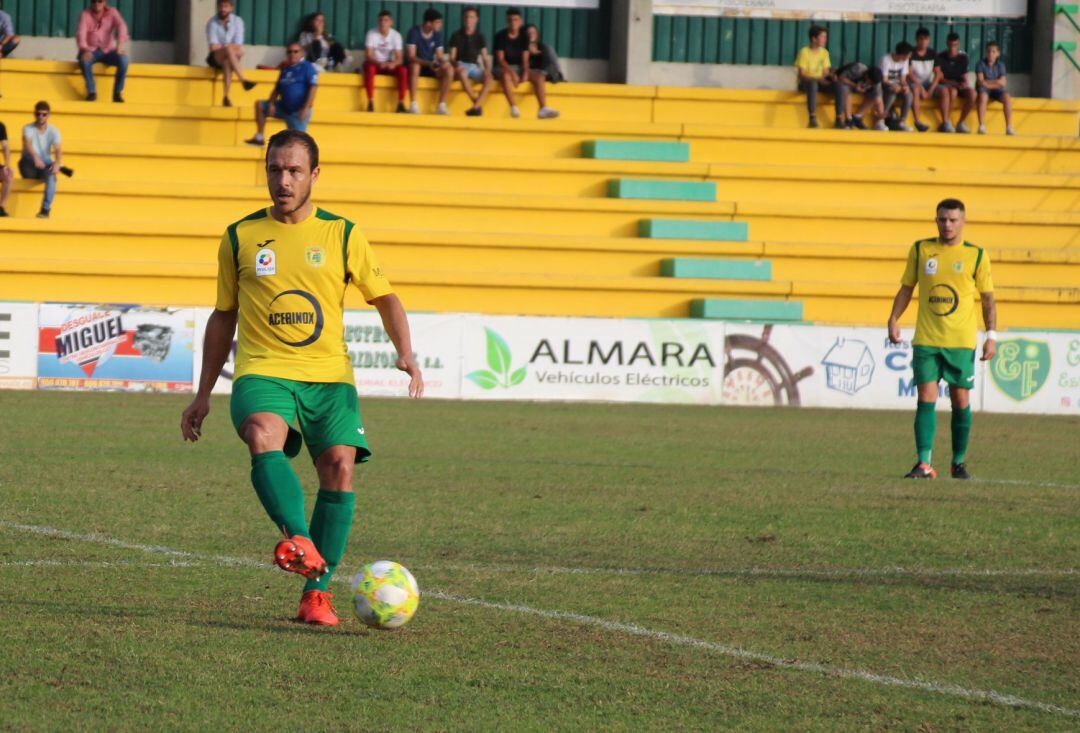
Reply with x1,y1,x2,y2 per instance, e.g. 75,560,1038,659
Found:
640,219,749,241
690,298,803,321
608,179,716,202
661,258,772,280
582,140,691,162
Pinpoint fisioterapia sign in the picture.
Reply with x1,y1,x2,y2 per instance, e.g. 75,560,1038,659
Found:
653,0,1026,19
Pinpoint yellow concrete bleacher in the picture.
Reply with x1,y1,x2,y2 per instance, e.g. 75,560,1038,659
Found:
0,59,1077,329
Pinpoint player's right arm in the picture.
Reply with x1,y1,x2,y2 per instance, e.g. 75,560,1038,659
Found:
181,234,239,442
888,243,919,344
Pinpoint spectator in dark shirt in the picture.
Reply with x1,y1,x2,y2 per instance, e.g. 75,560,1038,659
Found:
493,8,558,119
406,9,452,115
834,62,883,130
933,32,975,133
448,5,492,117
298,12,347,71
0,119,12,217
525,24,565,84
975,41,1014,135
245,43,319,146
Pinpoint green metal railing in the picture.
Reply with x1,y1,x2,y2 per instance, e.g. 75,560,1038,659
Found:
4,0,175,42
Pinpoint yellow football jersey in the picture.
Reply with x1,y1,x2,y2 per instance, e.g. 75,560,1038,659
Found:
901,238,993,349
215,207,393,384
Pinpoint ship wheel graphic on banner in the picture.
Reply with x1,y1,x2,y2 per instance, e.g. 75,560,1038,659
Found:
722,325,814,406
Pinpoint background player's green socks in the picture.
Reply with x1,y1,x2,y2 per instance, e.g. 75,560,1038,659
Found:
250,451,310,538
304,489,356,593
951,405,972,465
914,401,936,464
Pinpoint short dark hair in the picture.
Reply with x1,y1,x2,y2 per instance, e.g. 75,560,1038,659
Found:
423,8,441,23
895,41,913,55
946,32,960,43
936,198,966,214
267,129,319,170
378,10,392,19
507,7,522,17
463,4,478,15
34,100,50,113
808,25,826,41
915,27,930,39
986,40,1000,50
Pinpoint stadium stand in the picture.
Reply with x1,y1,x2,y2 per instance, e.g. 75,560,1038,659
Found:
0,59,1077,329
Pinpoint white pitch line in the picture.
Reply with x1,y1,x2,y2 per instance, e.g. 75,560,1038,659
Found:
2,519,1077,720
0,558,200,568
421,561,1078,581
973,478,1080,490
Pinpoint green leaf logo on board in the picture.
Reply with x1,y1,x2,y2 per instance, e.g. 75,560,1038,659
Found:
991,339,1051,401
465,328,527,390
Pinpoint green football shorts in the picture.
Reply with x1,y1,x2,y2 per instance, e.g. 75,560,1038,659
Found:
230,375,371,463
911,346,976,390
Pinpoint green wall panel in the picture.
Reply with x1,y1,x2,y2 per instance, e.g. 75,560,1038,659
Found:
244,0,610,59
653,13,1034,74
4,0,174,42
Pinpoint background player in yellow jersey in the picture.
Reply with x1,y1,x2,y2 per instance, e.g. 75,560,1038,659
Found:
887,198,997,480
180,129,423,626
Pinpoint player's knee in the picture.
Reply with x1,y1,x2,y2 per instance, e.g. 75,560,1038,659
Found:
241,418,283,452
319,450,355,484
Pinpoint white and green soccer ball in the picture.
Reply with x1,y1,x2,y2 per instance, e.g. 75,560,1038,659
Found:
350,561,420,629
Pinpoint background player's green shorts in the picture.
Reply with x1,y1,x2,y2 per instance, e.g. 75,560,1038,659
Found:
912,346,976,389
230,375,371,463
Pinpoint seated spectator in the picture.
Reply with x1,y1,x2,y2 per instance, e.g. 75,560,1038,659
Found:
76,0,129,103
245,43,318,146
19,101,62,219
494,8,558,119
525,24,565,84
363,10,408,113
976,41,1014,135
835,62,885,130
0,1,19,58
0,118,11,217
406,9,452,115
933,32,975,133
880,42,913,131
794,25,833,129
298,11,347,71
207,0,256,107
907,28,935,132
449,5,493,117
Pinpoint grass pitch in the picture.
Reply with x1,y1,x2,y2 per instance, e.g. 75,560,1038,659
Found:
1,392,1077,731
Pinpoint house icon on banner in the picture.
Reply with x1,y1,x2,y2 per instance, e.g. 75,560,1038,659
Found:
821,338,874,395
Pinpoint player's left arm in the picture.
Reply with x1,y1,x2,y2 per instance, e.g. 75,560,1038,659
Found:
370,294,424,399
976,251,996,361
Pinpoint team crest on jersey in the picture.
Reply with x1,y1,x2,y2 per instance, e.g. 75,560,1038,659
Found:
952,261,964,272
924,257,938,275
305,246,324,267
255,249,277,277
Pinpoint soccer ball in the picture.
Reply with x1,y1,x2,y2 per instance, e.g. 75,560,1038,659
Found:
350,561,420,629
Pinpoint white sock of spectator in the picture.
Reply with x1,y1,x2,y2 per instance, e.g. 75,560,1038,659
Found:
510,105,520,118
537,106,559,119
409,101,420,114
436,102,449,115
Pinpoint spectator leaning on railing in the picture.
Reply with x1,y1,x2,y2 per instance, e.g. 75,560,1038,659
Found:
245,42,319,147
794,25,833,129
405,9,453,115
298,11,347,71
907,28,935,133
19,101,62,219
933,32,975,133
448,5,493,117
207,0,257,107
975,41,1014,136
76,0,129,103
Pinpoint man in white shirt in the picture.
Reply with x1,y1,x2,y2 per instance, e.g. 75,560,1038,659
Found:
880,41,913,131
206,0,256,107
19,101,62,219
362,10,408,113
907,28,935,132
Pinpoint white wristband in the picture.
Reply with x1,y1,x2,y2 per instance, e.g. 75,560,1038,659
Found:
986,330,998,341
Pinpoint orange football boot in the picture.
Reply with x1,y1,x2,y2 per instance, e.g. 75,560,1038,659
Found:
297,590,340,626
273,533,328,580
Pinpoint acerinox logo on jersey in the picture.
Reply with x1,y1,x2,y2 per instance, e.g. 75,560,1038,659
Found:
268,289,324,347
927,284,958,316
255,249,277,277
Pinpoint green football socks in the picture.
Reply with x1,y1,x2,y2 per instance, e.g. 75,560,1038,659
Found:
304,489,356,593
914,401,936,465
951,405,972,465
250,450,310,538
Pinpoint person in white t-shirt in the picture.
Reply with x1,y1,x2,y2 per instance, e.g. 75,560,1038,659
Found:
880,41,913,131
362,10,408,113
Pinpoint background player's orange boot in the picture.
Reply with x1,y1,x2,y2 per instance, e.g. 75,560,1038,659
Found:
273,535,328,580
297,590,339,626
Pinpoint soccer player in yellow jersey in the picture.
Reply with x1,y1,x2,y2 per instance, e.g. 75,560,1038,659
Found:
180,129,423,626
887,199,997,480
